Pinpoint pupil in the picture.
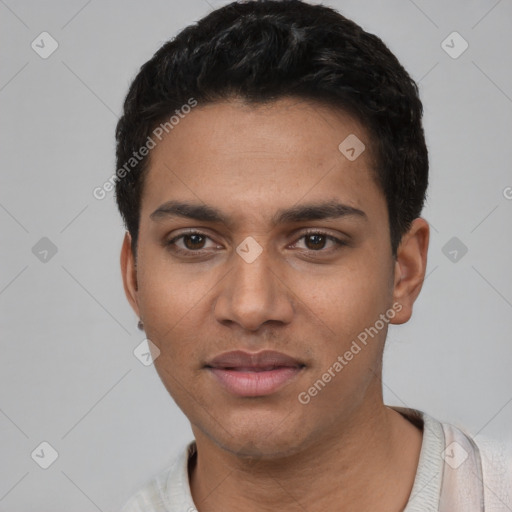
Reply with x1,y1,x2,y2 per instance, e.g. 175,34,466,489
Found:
307,234,325,250
185,234,204,249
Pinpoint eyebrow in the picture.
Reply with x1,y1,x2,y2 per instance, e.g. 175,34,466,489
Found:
149,200,367,227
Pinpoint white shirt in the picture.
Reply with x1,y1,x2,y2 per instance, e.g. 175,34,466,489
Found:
120,407,512,511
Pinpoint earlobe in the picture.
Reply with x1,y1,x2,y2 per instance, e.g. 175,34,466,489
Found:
390,218,429,325
120,231,140,318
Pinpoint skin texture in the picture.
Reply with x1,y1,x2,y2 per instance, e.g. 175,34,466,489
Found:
121,97,429,511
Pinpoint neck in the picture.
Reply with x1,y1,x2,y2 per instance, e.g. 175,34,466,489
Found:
189,400,422,512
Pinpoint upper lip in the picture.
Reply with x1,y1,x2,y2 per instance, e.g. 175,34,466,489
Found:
205,350,305,370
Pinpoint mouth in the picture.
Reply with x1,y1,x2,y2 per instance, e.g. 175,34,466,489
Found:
205,350,306,397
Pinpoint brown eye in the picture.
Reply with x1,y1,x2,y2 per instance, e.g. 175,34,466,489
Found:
165,231,221,258
292,231,346,255
182,233,206,250
304,234,327,250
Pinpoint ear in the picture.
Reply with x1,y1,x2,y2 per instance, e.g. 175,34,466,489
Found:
390,218,429,325
120,231,140,318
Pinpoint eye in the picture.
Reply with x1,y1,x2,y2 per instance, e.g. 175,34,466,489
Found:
166,231,220,256
292,231,346,253
165,229,347,258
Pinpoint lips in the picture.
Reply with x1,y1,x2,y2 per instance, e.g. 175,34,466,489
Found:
205,350,305,397
206,350,304,370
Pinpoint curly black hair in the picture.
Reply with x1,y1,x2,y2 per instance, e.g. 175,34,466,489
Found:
115,0,428,258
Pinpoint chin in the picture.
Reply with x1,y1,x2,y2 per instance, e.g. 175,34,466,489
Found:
221,436,308,460
198,414,313,460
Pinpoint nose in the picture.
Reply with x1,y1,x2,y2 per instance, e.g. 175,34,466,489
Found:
213,242,294,332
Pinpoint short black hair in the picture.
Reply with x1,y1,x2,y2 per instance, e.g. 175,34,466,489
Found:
115,0,428,258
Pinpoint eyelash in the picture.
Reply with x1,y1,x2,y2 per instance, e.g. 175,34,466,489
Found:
165,229,346,257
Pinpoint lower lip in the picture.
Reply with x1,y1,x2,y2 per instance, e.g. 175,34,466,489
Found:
208,367,302,397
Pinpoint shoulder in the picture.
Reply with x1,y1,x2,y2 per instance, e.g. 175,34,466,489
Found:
473,434,512,510
393,406,512,510
120,466,173,512
442,419,512,476
119,441,197,512
439,418,512,510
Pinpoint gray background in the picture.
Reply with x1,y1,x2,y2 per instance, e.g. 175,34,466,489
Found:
1,0,511,510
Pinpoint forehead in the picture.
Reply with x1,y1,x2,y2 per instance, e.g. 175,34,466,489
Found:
141,97,383,226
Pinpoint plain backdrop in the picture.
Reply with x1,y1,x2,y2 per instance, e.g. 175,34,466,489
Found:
1,0,511,510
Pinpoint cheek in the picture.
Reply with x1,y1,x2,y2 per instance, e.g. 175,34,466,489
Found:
136,253,211,327
302,256,392,344
297,262,392,406
135,267,195,365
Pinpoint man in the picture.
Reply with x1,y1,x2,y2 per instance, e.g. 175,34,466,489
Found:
115,1,511,510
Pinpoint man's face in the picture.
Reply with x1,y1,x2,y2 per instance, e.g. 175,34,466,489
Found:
123,97,405,457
